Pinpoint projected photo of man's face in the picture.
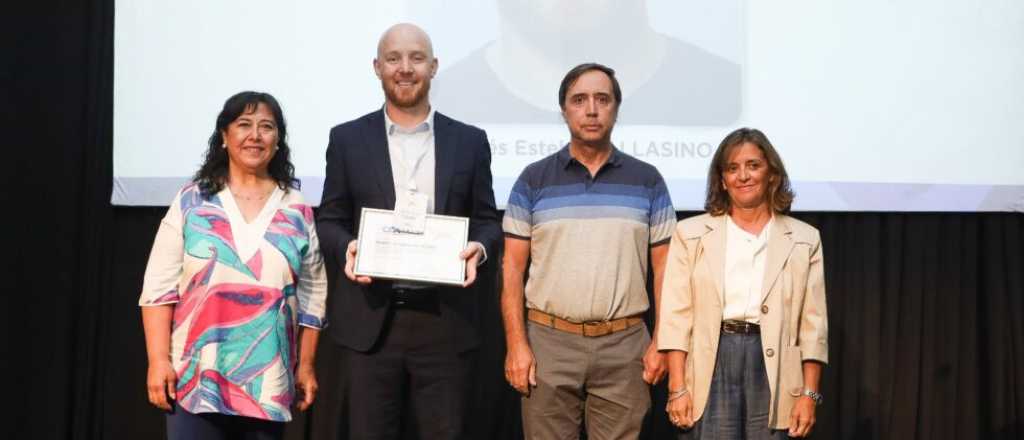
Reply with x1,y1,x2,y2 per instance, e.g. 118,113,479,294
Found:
501,0,621,33
432,0,742,126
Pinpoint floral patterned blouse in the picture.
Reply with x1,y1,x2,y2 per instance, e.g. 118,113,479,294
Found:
139,183,327,421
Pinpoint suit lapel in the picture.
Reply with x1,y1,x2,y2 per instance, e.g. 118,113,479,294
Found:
700,215,727,306
433,112,456,214
761,215,795,302
363,110,396,208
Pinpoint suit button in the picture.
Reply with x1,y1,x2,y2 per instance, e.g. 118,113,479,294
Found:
766,348,775,357
761,305,769,314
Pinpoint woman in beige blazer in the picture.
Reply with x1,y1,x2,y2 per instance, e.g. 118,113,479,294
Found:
658,128,828,439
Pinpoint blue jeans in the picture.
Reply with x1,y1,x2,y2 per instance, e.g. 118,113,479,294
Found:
682,332,788,440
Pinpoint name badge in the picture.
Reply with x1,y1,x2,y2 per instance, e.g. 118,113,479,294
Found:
393,190,429,234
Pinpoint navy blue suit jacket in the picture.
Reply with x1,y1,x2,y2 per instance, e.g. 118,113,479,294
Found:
317,110,501,352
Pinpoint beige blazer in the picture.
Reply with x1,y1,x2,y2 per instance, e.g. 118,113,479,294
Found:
657,213,828,429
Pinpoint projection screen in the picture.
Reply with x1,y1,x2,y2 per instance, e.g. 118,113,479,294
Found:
113,0,1024,211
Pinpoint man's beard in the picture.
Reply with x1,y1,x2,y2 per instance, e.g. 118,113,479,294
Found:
383,79,431,109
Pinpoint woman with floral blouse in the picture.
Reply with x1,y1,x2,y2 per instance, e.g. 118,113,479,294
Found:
139,91,327,440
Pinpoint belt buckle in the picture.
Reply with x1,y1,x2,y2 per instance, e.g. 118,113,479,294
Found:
582,321,610,337
393,289,410,307
722,321,739,334
722,320,756,334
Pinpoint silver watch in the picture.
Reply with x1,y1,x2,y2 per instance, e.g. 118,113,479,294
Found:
802,388,823,405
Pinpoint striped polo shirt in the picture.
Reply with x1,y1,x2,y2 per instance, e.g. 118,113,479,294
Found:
503,145,676,322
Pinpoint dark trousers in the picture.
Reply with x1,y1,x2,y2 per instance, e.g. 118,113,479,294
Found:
682,333,788,440
343,305,475,440
166,403,283,440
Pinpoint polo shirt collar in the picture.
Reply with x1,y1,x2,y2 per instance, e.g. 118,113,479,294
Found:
557,144,624,170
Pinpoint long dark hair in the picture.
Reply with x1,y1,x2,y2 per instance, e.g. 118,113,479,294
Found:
705,127,795,215
193,91,298,197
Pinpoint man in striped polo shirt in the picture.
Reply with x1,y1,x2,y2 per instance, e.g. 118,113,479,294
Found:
501,63,677,439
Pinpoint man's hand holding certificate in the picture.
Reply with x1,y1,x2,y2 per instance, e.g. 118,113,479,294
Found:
346,208,481,287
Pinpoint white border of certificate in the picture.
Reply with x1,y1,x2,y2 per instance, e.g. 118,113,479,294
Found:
353,208,469,286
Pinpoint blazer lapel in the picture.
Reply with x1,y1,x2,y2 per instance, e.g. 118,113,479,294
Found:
363,110,396,208
761,216,795,302
433,112,457,214
700,215,727,306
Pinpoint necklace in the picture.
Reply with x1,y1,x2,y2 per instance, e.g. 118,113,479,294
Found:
230,185,274,202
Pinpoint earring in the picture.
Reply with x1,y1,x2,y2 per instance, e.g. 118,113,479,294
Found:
221,143,227,149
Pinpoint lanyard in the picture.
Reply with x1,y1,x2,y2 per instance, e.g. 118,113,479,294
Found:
392,130,432,192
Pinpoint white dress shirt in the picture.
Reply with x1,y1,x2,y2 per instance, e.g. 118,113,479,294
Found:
384,108,437,214
382,108,485,284
722,215,773,323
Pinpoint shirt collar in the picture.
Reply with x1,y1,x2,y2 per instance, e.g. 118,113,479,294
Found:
726,214,774,243
384,106,435,136
557,144,625,170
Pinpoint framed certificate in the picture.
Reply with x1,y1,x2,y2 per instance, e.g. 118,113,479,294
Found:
353,208,469,285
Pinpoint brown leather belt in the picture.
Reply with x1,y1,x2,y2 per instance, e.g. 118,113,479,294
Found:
527,309,644,337
721,320,760,334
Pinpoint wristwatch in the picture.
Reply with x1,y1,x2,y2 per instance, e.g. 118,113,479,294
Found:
802,388,823,405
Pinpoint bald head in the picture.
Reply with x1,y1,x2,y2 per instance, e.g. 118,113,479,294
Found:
376,23,434,59
373,23,438,111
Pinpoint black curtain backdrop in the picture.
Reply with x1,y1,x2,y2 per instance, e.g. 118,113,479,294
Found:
10,2,1023,439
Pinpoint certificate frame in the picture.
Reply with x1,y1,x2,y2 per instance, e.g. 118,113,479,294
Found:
353,208,469,286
